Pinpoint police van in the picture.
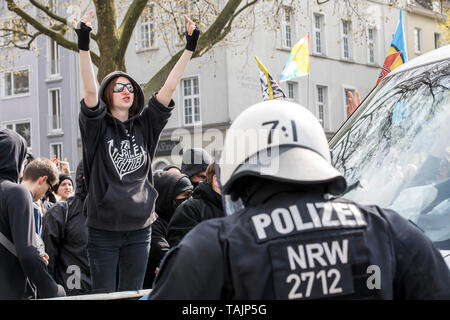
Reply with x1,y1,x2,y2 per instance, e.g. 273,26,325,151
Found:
329,45,450,268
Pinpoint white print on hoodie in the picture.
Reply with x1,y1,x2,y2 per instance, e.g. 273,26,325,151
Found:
108,132,146,180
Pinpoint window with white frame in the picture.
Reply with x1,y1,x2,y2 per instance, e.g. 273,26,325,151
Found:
367,27,376,64
344,88,356,108
3,68,29,97
281,7,293,48
48,39,60,76
286,81,297,102
414,27,423,53
50,143,62,162
49,88,62,132
341,20,352,59
3,120,31,150
434,33,442,49
136,4,156,51
317,86,327,128
182,77,201,126
313,13,325,54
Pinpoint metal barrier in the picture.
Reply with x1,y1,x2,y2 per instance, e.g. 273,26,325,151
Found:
41,289,152,300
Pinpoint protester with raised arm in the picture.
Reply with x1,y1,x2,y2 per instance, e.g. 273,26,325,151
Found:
73,10,200,293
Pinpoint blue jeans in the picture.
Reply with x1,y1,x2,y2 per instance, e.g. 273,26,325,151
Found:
87,226,151,293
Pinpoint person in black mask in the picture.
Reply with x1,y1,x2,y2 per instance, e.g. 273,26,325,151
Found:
167,162,224,247
42,161,92,295
180,148,212,188
143,170,193,288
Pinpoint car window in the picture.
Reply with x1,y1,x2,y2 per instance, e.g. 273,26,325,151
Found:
331,59,450,249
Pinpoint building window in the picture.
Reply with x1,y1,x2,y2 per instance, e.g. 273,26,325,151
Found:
313,13,325,54
367,27,376,64
49,88,62,132
342,20,352,59
136,4,156,51
48,39,60,76
50,143,63,162
434,33,442,49
414,28,423,53
3,68,29,97
281,7,293,48
182,77,201,126
286,81,297,102
317,86,327,128
3,120,31,151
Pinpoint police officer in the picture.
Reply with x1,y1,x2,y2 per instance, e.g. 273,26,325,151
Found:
148,100,450,299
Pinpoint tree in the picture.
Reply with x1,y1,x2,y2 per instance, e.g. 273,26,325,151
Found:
1,0,385,98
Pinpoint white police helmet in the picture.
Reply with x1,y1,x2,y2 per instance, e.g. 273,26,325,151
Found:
218,100,346,196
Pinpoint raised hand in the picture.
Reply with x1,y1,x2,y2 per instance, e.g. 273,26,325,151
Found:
71,9,94,51
347,90,360,118
184,15,200,52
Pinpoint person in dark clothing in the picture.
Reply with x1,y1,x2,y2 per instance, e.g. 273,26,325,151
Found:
42,161,92,296
0,129,66,299
181,148,212,188
163,164,181,173
148,100,450,300
52,174,74,202
72,10,200,293
167,162,224,247
143,170,193,288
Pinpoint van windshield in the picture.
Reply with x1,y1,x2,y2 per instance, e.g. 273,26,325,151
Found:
331,59,450,250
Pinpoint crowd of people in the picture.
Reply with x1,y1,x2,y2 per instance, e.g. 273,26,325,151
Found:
1,10,449,300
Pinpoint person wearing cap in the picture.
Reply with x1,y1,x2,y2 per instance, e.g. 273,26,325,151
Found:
53,174,74,202
143,170,193,288
147,100,450,300
180,148,212,188
167,161,224,247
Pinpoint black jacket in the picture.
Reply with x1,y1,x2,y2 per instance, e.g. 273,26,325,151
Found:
0,129,65,299
42,195,91,296
79,71,174,231
150,183,450,300
167,181,224,247
144,171,191,288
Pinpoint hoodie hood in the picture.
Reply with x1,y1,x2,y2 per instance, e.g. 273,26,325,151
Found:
0,129,27,183
193,181,222,208
99,71,146,123
153,170,192,222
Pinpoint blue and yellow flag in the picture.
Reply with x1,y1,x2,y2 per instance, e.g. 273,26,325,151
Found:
377,10,408,85
279,33,310,82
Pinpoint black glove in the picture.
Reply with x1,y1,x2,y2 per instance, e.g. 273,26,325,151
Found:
75,21,92,51
185,24,200,52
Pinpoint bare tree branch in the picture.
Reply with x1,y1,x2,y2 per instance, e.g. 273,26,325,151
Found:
29,0,67,25
5,0,100,66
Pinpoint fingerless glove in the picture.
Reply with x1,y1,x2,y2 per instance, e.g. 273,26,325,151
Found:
75,21,92,51
185,25,200,52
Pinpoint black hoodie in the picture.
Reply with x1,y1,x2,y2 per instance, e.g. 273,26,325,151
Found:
143,170,192,288
167,181,225,247
0,129,65,299
79,71,174,231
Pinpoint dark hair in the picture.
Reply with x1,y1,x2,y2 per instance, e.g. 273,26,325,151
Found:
23,158,59,185
206,161,215,186
102,76,139,118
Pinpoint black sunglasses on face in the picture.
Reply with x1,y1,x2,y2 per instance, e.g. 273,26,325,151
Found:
113,83,135,93
46,179,54,192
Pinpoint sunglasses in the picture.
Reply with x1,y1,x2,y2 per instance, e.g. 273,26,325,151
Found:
46,179,54,193
113,82,135,93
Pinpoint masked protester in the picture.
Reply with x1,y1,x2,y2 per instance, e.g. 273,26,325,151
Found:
167,162,224,247
180,148,212,188
42,161,92,296
143,171,193,288
147,100,450,300
73,10,199,293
